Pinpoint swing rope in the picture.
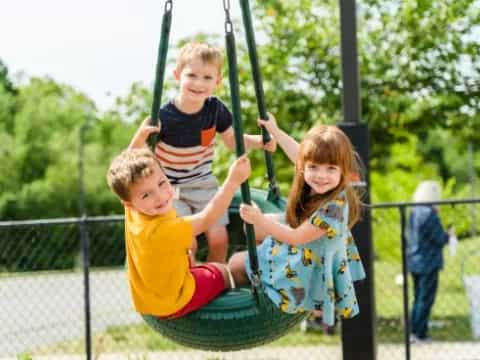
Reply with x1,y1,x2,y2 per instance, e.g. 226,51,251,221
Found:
239,0,280,203
148,0,172,147
223,0,264,303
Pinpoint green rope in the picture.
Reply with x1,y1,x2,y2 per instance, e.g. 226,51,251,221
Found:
148,0,172,147
146,0,274,302
224,12,264,301
239,0,280,203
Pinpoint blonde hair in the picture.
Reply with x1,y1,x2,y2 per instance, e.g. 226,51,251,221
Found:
285,125,361,228
176,42,223,73
106,148,163,201
413,180,441,203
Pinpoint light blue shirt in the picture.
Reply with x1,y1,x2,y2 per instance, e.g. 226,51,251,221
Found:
245,191,366,325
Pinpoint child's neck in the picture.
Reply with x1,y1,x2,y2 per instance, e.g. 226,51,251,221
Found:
174,95,205,114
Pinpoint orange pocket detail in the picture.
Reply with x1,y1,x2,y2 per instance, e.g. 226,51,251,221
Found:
200,127,216,147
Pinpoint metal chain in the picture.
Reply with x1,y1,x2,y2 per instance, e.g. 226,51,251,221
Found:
223,0,232,33
164,0,172,12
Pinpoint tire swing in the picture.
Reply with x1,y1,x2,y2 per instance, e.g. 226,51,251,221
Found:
142,0,307,351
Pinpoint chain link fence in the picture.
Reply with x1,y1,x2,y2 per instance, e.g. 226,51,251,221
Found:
1,201,480,359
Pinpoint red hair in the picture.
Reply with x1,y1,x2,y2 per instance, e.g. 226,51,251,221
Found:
285,125,362,228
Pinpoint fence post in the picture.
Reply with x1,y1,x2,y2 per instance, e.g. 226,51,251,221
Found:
399,205,411,360
79,216,92,360
78,123,92,360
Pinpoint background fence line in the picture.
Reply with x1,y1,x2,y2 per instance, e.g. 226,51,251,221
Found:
1,199,480,359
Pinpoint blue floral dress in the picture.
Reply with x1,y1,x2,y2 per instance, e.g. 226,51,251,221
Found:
245,191,366,325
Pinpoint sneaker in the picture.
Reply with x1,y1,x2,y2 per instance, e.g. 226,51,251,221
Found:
409,333,419,343
410,334,433,344
418,336,433,343
300,319,308,333
300,317,326,333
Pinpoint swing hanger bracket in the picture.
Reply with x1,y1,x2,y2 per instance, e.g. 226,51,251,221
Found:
164,0,172,12
223,0,233,34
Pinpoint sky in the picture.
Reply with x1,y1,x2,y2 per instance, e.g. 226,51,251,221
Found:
1,0,243,110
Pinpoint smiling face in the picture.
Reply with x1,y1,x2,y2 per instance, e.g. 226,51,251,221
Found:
124,163,176,217
303,161,341,195
174,59,221,108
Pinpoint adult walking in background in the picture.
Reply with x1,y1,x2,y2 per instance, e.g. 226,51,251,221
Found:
407,180,449,342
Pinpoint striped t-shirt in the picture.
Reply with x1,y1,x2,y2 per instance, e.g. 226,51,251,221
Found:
155,97,232,185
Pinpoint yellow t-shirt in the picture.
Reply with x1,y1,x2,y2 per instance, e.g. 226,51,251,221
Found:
124,207,195,316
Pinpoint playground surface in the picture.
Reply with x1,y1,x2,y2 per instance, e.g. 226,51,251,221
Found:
3,343,480,360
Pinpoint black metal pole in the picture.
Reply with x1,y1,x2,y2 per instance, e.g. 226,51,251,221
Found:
78,124,92,360
338,1,376,359
339,0,361,124
400,206,411,360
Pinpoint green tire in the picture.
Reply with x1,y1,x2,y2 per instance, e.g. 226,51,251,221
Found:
142,189,307,351
142,288,306,351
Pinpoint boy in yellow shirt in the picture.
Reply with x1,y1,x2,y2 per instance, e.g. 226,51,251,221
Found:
107,121,250,318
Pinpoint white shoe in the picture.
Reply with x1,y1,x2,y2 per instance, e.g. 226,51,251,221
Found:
409,333,420,343
300,319,308,333
410,334,432,344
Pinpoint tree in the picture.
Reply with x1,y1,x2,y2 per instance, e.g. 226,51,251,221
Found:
246,0,480,166
0,77,98,219
0,59,16,95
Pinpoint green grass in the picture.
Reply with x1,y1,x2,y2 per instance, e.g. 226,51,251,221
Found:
33,236,480,355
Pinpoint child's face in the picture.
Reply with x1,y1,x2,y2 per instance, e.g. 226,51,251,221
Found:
303,161,341,195
124,163,176,216
174,59,221,105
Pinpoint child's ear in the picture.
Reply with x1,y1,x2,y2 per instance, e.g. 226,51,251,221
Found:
216,73,223,86
122,200,133,209
173,68,181,81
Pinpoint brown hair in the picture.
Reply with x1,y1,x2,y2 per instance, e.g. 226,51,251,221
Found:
176,42,223,73
106,148,163,201
285,125,362,229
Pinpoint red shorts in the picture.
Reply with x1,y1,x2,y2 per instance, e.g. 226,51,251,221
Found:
165,263,226,319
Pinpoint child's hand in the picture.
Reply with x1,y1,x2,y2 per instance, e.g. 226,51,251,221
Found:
227,154,251,186
263,137,277,152
239,203,263,225
257,112,279,136
128,117,160,150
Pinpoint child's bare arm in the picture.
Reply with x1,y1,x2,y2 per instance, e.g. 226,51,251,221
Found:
248,211,283,241
257,113,299,163
243,134,277,152
220,128,276,152
239,203,325,245
189,155,251,235
128,117,160,150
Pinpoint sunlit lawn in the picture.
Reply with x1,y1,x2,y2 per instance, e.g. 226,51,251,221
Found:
32,236,479,355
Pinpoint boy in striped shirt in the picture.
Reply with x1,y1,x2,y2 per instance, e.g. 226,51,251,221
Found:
155,42,275,263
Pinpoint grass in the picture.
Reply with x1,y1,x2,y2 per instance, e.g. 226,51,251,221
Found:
31,236,480,355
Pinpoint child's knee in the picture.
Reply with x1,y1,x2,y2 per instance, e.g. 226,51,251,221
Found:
210,263,233,289
227,252,248,285
227,252,241,269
